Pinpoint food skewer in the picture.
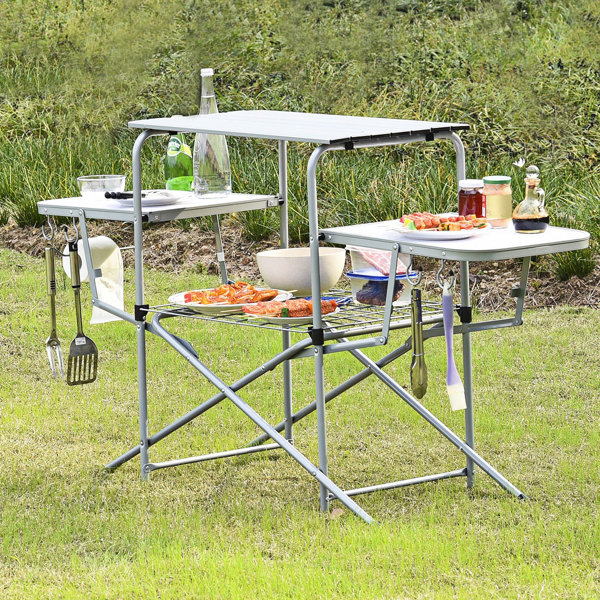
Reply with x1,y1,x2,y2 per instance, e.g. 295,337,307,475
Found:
400,211,487,231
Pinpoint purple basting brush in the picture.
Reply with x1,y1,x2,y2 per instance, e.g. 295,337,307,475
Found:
442,279,466,411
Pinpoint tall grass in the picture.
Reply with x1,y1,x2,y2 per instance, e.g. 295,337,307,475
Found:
549,174,600,279
0,0,599,277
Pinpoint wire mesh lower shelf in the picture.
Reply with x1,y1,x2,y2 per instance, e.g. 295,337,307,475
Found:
145,290,443,337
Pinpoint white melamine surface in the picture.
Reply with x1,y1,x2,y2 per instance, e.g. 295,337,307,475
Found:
37,193,278,223
321,221,590,262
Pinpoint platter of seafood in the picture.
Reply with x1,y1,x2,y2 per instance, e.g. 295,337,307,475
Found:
168,282,292,315
242,298,339,324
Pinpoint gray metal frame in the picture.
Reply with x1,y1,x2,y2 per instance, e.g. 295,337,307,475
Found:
37,111,590,523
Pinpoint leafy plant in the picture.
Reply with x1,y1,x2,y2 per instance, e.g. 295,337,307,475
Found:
550,213,597,280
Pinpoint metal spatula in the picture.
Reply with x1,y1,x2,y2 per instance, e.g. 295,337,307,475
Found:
66,239,98,385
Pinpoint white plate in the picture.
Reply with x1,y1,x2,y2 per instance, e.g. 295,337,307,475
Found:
111,190,193,207
168,288,293,315
390,222,490,241
259,307,340,325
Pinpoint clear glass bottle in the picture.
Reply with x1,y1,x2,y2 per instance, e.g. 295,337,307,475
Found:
193,68,231,197
512,165,549,233
482,175,512,228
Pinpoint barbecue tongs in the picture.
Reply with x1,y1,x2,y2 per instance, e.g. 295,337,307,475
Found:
409,278,427,399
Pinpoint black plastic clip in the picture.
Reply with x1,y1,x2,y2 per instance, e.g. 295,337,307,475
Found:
318,232,326,241
510,285,525,299
344,141,354,151
308,327,325,346
456,305,472,324
425,132,435,142
135,303,149,322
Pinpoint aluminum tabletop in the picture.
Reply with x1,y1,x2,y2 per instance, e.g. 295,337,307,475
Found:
128,110,469,144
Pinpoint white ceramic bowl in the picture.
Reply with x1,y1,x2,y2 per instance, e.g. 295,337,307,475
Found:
77,175,126,199
256,247,346,296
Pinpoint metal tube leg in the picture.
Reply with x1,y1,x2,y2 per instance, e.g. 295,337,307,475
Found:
460,261,475,487
248,340,413,448
131,130,153,480
314,345,329,512
305,145,332,512
282,328,293,442
447,131,466,185
514,257,531,325
160,328,373,522
106,321,314,472
138,316,372,521
137,323,150,479
227,384,373,522
278,140,289,249
348,347,526,499
212,215,229,284
278,140,292,442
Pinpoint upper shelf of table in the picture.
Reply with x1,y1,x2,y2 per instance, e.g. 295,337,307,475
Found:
128,110,469,145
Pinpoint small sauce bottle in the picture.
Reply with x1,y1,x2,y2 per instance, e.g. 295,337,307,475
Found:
482,175,512,228
458,179,485,218
513,165,549,233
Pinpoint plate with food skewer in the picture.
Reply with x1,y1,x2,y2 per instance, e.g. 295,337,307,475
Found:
388,212,490,240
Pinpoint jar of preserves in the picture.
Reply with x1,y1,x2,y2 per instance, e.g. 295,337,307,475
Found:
482,175,512,228
458,179,485,218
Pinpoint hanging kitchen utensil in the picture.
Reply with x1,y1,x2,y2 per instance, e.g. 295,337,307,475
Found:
42,219,64,378
441,274,466,411
65,224,98,385
409,269,427,399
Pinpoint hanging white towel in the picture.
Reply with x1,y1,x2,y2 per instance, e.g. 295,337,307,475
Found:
62,236,124,324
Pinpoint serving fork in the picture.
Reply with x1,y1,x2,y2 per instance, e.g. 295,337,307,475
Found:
44,234,64,378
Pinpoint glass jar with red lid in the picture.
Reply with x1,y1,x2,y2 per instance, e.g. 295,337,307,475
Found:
458,179,485,218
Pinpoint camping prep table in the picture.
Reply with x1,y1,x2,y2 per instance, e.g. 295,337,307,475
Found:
38,110,589,523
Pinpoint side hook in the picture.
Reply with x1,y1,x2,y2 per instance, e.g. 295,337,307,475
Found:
41,216,55,242
436,259,456,289
406,265,423,287
62,218,79,245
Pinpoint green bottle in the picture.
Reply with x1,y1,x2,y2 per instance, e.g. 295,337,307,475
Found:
164,133,193,190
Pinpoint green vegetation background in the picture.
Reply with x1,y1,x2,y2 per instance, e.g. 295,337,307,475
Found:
1,0,599,248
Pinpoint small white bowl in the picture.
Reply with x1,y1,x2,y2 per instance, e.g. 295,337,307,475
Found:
256,247,346,296
77,175,126,199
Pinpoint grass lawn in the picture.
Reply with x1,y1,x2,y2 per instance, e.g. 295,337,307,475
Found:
1,247,599,599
